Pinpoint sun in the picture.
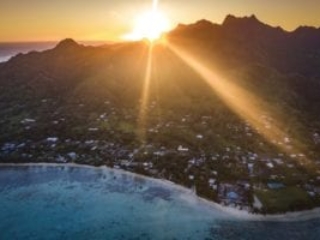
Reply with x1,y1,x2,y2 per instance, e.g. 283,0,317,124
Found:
125,10,170,42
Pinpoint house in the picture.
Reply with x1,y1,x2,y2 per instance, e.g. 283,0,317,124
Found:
47,137,58,143
308,191,316,197
273,158,284,165
143,162,153,168
68,152,78,160
267,182,284,189
248,163,254,175
21,118,36,124
177,145,189,152
196,134,203,139
208,178,216,186
56,155,67,163
1,143,15,151
208,179,217,190
266,162,274,168
153,151,166,157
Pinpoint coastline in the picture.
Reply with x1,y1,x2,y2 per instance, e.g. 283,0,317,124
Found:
1,162,319,222
0,56,11,63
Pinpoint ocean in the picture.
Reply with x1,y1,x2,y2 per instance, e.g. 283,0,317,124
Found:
0,42,57,62
0,165,319,240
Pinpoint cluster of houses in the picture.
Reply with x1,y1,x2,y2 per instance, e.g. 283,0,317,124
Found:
2,133,320,209
1,105,320,211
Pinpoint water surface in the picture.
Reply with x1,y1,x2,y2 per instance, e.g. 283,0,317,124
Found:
0,165,319,240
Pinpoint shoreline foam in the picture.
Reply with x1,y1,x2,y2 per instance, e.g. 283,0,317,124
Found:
1,162,319,222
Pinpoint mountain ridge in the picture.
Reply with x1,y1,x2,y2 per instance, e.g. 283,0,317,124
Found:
172,14,319,35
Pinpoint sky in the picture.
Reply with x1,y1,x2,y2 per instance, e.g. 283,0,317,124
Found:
0,0,320,42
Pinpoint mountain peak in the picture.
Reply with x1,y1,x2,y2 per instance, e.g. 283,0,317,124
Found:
249,14,258,21
223,14,261,26
223,14,237,23
294,26,319,33
170,19,218,36
195,19,214,26
55,38,80,50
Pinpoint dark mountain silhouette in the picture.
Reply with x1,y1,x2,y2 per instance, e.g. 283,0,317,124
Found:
222,14,285,35
169,15,320,72
168,15,320,116
0,15,319,128
0,15,319,117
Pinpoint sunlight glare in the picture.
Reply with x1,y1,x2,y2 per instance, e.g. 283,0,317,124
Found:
137,44,154,143
125,10,170,42
167,42,312,167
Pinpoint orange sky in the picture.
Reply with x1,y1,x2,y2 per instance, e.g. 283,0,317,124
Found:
1,0,320,42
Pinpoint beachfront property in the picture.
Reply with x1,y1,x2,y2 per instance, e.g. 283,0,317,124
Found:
1,107,320,214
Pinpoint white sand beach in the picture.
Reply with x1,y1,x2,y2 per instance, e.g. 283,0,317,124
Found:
1,162,320,222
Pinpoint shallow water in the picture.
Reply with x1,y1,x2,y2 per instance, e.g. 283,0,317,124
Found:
0,165,319,240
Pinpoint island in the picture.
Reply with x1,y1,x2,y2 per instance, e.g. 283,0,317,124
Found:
1,15,320,215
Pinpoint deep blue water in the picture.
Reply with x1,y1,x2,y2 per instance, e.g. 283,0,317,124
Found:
0,165,319,240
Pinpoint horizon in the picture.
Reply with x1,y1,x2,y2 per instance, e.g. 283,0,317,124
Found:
1,0,320,42
1,14,320,44
0,40,113,44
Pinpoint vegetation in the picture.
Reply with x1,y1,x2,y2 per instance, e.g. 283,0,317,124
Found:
256,187,314,214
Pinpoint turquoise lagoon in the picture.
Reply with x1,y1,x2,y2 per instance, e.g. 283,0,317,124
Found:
0,165,319,240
